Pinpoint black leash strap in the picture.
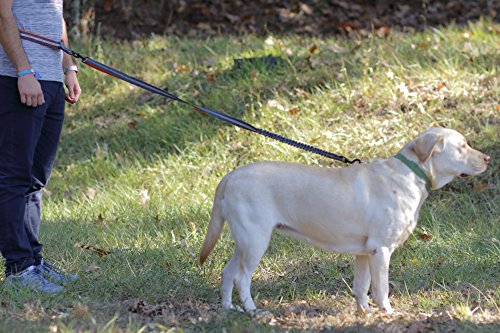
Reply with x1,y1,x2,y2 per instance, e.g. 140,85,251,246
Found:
20,30,361,164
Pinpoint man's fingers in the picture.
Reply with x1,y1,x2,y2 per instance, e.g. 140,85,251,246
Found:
21,93,44,108
37,93,45,106
67,85,75,100
18,75,44,108
26,95,33,107
73,86,81,102
31,95,39,108
65,83,81,104
65,94,75,104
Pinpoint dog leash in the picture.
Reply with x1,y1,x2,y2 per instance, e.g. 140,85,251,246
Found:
19,30,361,164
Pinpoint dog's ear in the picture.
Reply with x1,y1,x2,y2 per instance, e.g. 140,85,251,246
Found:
411,132,444,163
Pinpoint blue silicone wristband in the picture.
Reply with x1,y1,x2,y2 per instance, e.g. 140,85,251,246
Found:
17,68,41,79
17,69,33,77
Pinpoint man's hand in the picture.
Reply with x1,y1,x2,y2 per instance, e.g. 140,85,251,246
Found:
1,0,43,107
64,71,81,104
17,74,44,107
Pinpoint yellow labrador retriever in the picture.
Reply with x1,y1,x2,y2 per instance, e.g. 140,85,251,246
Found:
199,128,490,314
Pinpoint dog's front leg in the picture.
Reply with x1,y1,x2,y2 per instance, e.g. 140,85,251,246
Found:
367,246,394,314
353,255,372,312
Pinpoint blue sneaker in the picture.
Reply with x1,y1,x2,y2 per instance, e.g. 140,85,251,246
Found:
35,259,78,285
4,265,64,293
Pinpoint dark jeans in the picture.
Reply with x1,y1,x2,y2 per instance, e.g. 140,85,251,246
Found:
0,75,65,275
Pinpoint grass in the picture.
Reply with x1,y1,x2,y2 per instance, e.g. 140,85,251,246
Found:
0,19,499,332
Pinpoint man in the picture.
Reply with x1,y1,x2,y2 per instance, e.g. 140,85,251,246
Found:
0,0,81,293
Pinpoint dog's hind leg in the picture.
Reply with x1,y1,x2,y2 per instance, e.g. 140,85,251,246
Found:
232,226,272,312
353,255,372,312
221,249,240,310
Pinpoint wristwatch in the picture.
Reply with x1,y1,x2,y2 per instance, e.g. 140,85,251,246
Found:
64,65,78,75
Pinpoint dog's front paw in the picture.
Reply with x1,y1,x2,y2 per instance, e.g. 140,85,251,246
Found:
223,304,245,313
356,304,376,314
249,308,274,320
233,305,245,313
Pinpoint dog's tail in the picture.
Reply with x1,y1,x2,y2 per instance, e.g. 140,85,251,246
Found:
199,175,228,265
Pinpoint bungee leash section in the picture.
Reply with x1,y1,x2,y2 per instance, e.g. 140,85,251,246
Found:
19,30,361,164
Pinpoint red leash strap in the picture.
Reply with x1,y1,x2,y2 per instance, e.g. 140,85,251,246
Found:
19,30,61,50
18,30,361,164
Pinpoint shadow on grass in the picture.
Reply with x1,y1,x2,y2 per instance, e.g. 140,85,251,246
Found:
59,25,500,169
58,54,348,170
3,200,496,332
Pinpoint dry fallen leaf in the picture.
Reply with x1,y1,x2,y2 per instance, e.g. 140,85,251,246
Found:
265,35,276,46
224,13,240,23
175,65,190,72
378,26,391,38
74,243,111,257
94,116,110,129
300,3,313,15
197,22,211,31
206,73,216,82
129,300,164,317
252,70,257,82
192,106,208,117
128,119,138,129
94,213,104,224
308,44,318,54
436,82,447,91
85,187,97,199
288,107,300,116
267,99,286,111
473,183,489,192
417,232,433,241
327,43,349,54
294,88,309,97
103,0,113,12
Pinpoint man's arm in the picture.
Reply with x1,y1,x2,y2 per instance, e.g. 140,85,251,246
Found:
0,0,44,107
61,19,80,104
61,19,74,70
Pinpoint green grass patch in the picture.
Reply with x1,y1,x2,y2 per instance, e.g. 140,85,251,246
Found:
1,20,499,332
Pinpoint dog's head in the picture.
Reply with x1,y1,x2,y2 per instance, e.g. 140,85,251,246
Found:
402,128,490,190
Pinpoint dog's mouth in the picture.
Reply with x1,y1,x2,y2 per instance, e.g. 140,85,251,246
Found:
459,173,470,178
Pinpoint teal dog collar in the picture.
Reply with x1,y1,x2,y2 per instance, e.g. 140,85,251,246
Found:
394,153,431,192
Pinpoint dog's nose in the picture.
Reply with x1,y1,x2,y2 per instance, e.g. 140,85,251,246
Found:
484,155,491,164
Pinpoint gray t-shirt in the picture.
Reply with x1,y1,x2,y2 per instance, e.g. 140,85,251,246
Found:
0,0,64,82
